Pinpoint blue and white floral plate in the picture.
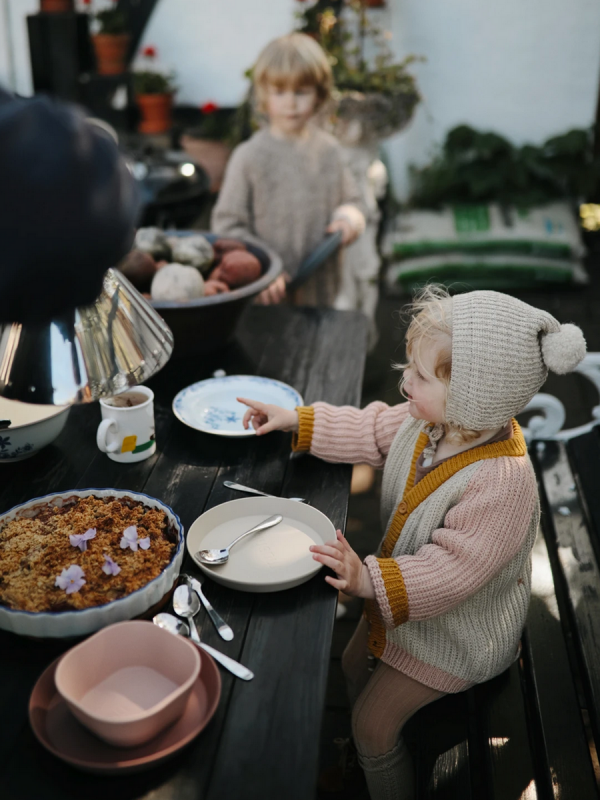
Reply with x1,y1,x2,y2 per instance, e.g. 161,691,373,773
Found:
172,375,303,437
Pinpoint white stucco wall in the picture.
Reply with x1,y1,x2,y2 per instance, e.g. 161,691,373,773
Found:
0,0,37,95
3,0,600,201
139,0,296,107
383,0,600,199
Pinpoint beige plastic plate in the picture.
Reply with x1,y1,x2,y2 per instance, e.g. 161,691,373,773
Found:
186,497,335,592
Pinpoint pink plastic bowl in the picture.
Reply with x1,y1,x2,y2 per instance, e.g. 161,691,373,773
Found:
55,620,201,748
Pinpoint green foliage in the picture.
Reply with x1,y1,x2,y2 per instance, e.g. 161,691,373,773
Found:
96,8,127,36
132,70,176,96
185,107,249,145
410,125,600,208
296,0,420,101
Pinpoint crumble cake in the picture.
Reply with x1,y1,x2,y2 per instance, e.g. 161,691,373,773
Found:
0,495,178,612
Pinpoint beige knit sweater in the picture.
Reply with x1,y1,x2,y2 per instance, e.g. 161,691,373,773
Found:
211,127,365,307
293,402,540,693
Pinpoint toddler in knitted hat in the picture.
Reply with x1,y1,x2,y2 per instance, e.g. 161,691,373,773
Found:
238,287,586,800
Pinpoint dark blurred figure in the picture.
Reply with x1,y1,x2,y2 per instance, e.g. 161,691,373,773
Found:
0,87,139,323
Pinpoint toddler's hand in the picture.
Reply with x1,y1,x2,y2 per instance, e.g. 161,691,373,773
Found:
310,530,375,599
327,218,357,247
256,273,287,305
237,397,299,435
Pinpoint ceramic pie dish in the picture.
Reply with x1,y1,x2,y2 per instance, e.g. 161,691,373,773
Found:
0,488,184,638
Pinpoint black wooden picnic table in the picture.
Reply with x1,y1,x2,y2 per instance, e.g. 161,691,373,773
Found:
0,305,368,800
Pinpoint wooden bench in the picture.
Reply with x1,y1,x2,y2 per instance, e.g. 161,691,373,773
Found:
403,428,600,798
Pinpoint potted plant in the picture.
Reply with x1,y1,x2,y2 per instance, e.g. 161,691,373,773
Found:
180,102,238,192
133,46,177,134
88,0,130,76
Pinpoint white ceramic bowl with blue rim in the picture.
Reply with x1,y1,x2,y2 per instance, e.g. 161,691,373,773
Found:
172,375,303,437
0,397,71,462
0,489,184,638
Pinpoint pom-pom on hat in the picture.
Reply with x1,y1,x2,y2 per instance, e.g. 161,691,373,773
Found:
445,291,586,430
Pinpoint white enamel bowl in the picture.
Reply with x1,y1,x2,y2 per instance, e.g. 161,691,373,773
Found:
0,397,70,462
0,489,184,638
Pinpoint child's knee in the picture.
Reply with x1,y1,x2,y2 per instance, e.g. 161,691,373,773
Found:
351,703,396,759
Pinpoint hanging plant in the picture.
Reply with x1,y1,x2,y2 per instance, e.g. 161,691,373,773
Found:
295,0,421,143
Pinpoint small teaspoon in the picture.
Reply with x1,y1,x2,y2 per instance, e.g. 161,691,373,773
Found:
194,513,283,566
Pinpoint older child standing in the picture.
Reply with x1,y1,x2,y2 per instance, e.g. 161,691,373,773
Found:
211,33,365,307
238,288,587,800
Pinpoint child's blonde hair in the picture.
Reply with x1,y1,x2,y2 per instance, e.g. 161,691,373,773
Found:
253,33,333,114
399,285,481,445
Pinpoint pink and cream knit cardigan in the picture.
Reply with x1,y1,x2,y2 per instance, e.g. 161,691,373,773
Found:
293,401,540,693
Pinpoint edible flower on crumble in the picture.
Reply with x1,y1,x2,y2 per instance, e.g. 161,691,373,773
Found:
120,525,150,552
55,565,86,594
69,527,96,551
102,554,121,576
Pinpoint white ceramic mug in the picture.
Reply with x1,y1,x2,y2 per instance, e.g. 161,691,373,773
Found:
97,387,156,463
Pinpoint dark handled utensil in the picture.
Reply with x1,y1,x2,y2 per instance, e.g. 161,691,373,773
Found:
287,230,343,292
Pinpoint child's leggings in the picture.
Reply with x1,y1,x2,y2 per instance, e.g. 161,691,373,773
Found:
342,617,446,800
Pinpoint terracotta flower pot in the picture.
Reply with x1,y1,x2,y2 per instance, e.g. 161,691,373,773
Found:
136,93,173,135
92,33,130,76
180,135,232,192
40,0,74,10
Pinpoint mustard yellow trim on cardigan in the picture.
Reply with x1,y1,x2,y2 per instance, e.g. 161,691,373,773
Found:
378,557,410,626
381,418,525,559
365,598,386,658
366,419,526,657
291,406,315,452
365,561,409,659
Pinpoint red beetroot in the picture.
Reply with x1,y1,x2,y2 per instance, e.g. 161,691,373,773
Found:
215,250,261,288
212,238,247,264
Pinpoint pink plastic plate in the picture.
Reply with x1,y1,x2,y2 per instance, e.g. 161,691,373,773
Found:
29,651,221,775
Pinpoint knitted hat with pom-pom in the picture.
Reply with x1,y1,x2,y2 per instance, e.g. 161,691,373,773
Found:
446,290,587,430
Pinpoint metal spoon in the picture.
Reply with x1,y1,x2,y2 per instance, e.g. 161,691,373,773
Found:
154,611,253,681
194,513,283,566
169,590,254,681
224,481,306,503
182,572,233,641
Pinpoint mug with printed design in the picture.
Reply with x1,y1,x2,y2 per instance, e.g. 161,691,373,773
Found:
97,387,156,463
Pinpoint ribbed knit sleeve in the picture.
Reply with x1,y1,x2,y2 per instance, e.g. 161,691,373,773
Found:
291,406,315,452
305,401,411,467
211,143,263,249
365,456,538,626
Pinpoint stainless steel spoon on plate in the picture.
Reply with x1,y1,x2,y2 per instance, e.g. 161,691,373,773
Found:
181,572,233,641
223,481,306,503
194,513,283,566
